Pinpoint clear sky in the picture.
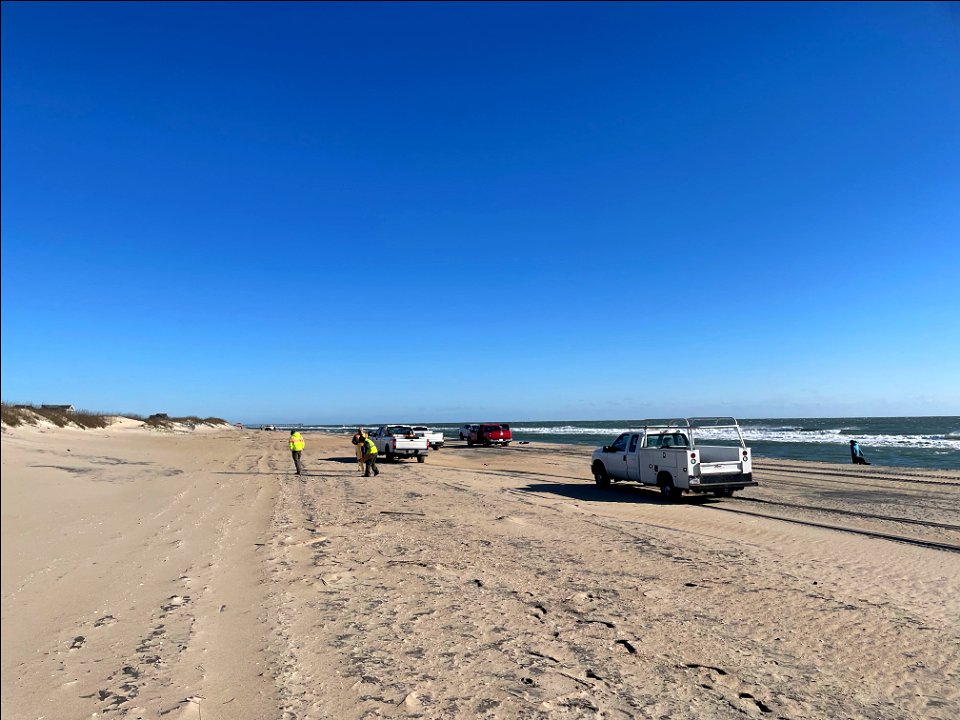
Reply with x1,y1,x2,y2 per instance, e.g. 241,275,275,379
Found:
2,1,958,423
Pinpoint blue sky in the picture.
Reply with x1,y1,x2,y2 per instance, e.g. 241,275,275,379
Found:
2,1,958,423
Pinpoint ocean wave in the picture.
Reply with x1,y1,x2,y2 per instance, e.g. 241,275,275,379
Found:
511,425,633,435
508,424,960,450
704,428,960,450
263,423,960,450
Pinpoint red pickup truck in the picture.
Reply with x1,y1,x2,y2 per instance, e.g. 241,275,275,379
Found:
467,423,513,447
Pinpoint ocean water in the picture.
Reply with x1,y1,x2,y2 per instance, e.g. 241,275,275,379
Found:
262,417,960,470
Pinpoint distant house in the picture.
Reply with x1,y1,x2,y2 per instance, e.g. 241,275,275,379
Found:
41,404,75,412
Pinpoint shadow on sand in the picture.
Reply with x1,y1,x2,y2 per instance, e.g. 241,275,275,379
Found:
213,470,348,478
517,482,715,506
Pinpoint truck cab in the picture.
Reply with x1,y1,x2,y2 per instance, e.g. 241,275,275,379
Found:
591,418,755,499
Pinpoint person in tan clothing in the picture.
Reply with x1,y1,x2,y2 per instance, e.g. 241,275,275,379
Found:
351,428,366,473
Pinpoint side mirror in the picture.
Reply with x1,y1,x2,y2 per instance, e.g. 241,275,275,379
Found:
602,446,610,453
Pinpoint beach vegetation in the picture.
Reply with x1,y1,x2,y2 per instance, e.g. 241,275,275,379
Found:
1,402,25,427
143,413,230,430
0,402,110,429
1,403,230,431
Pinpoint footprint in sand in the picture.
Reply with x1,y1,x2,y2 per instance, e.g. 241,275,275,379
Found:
69,636,85,650
642,586,674,600
161,595,190,613
319,572,357,587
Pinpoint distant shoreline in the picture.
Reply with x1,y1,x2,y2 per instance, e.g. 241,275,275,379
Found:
248,417,960,471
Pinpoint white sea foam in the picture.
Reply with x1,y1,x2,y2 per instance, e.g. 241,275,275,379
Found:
508,424,960,450
701,427,960,450
511,425,622,435
276,422,960,451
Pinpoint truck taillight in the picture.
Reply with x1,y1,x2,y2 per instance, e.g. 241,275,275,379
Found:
742,450,748,460
690,452,696,461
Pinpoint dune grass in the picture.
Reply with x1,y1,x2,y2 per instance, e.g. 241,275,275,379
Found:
1,403,109,429
143,414,229,429
1,403,25,427
1,403,229,430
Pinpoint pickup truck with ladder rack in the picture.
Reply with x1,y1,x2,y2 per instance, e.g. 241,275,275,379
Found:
591,417,755,499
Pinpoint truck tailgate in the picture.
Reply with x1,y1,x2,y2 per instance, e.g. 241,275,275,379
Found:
395,440,427,450
700,462,742,475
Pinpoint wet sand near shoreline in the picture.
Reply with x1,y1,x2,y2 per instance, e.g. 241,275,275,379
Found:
3,426,958,719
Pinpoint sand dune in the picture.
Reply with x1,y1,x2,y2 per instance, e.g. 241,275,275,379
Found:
2,425,957,719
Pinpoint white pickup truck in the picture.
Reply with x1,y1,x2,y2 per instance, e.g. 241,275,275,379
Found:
371,425,429,463
411,425,444,450
590,417,755,499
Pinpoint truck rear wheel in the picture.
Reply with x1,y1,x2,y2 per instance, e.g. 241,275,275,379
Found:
386,448,395,462
593,463,610,487
417,453,425,463
659,474,680,500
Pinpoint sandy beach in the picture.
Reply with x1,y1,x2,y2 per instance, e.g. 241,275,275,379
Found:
2,423,958,719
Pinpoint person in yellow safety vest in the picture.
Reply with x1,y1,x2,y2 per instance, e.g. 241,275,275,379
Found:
360,435,380,477
289,430,305,475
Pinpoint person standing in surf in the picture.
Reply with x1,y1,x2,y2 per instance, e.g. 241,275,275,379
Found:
849,440,870,465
